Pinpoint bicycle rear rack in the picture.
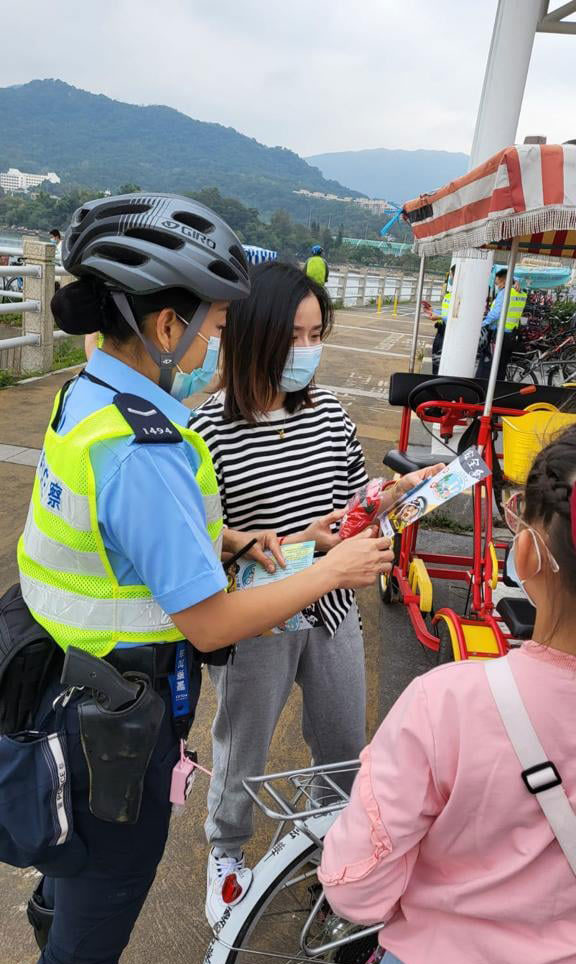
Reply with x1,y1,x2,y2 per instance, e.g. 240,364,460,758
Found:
242,761,385,959
243,760,360,845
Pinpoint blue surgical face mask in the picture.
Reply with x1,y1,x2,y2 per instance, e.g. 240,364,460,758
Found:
170,333,220,401
280,345,323,393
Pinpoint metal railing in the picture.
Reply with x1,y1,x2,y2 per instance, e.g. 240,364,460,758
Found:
0,301,40,316
0,290,24,301
0,264,42,278
0,242,445,377
0,239,73,375
326,267,444,308
0,329,69,349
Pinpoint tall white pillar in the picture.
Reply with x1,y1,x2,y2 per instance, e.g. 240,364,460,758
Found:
439,0,548,377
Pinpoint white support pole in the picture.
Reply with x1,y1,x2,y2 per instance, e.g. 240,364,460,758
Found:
409,256,426,373
439,0,548,379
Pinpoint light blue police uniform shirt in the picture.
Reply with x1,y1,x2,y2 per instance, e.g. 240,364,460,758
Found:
482,287,505,329
56,349,227,629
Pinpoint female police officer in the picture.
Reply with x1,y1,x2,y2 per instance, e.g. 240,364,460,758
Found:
15,194,392,964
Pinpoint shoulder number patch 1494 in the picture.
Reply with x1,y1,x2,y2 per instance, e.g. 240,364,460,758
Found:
113,393,183,445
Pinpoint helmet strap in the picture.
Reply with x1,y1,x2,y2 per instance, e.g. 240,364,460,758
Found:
110,293,211,392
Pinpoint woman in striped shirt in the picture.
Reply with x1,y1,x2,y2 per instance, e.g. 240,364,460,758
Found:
193,263,434,926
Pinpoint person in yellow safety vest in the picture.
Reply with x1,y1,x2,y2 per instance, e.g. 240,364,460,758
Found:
423,264,455,374
475,268,528,380
13,193,393,962
305,245,329,286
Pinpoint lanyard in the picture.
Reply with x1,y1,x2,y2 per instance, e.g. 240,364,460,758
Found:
168,642,191,719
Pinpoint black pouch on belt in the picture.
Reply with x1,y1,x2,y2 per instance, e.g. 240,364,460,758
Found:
61,647,165,824
0,584,63,735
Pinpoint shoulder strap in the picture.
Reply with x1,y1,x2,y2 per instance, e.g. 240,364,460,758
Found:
50,375,82,432
112,393,183,445
485,656,576,875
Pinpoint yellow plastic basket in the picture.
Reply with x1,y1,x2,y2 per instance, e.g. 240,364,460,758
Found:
502,402,576,484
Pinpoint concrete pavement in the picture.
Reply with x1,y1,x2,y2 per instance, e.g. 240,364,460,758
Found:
0,306,436,964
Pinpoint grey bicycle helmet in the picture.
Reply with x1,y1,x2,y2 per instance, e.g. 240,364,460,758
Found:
62,193,250,389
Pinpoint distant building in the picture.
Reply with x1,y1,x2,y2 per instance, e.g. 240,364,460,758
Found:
293,189,395,215
0,168,61,193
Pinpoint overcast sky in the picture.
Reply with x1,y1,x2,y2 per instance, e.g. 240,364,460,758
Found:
1,0,574,158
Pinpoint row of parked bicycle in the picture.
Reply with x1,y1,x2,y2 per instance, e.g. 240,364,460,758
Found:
506,297,576,387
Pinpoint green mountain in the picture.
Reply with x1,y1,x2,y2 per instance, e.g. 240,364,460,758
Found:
0,80,363,218
306,147,469,203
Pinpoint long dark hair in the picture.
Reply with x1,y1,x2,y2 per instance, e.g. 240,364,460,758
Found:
220,262,333,422
522,425,576,638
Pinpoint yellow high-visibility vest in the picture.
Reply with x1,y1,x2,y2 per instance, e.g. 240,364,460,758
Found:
18,391,223,657
504,289,528,330
305,256,328,285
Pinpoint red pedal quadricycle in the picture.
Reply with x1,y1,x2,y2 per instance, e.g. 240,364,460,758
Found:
381,144,576,662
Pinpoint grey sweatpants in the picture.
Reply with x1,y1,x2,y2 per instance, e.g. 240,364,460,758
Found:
204,605,366,853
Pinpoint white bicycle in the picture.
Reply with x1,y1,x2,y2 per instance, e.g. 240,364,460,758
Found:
203,761,384,964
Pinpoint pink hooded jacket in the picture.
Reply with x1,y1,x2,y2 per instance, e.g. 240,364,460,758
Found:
319,643,576,964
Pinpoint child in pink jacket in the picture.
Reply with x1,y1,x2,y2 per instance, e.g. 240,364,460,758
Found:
320,426,576,964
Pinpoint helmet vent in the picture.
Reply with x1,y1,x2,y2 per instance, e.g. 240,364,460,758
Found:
208,260,239,282
125,227,183,250
228,244,249,275
95,202,152,221
93,243,148,267
173,211,214,234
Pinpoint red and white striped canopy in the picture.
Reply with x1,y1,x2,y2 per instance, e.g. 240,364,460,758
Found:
403,144,576,259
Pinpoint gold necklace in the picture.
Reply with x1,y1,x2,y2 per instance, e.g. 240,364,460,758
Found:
267,413,286,440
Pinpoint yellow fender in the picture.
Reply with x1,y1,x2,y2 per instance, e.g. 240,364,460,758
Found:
434,611,460,661
488,541,499,590
408,557,433,613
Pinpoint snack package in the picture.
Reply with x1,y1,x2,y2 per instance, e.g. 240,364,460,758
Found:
339,448,491,541
339,478,388,539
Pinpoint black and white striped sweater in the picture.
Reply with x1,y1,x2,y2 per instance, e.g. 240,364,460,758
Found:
191,388,368,636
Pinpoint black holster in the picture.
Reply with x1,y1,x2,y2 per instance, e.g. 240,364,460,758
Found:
78,674,165,824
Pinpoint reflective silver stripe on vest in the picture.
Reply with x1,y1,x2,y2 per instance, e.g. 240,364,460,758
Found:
36,452,92,532
203,493,222,524
21,574,176,634
23,507,108,578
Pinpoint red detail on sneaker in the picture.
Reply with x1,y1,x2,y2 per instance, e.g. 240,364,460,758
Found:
222,873,242,904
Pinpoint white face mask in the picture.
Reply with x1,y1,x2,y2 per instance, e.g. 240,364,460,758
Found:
506,529,559,606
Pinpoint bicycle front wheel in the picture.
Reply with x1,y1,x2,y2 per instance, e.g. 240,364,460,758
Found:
505,360,538,385
205,833,319,964
204,816,379,964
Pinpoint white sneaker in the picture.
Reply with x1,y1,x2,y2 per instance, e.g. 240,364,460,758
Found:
206,849,253,928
